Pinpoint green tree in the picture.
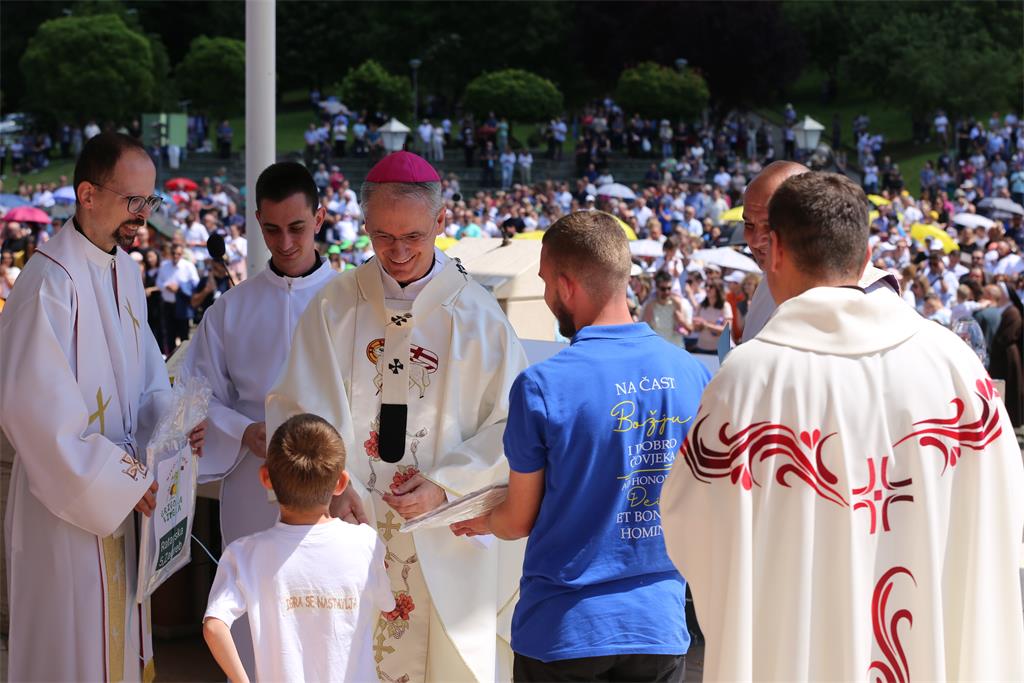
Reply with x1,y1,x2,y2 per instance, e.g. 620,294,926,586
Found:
19,13,155,125
615,62,709,122
175,36,245,120
840,4,1022,124
462,69,563,122
146,33,177,111
340,60,412,119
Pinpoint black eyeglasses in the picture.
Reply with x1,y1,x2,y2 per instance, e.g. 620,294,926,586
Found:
92,183,163,214
658,286,672,292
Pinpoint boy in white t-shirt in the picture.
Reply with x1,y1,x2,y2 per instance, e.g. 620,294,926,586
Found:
203,414,394,682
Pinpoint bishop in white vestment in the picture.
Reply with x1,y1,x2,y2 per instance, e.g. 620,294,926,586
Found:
662,171,1024,681
1,217,170,681
268,150,528,683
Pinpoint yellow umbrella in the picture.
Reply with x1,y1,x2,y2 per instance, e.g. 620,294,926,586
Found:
868,210,903,224
910,223,958,253
615,217,638,241
867,194,890,207
719,205,745,223
597,211,638,240
435,236,458,251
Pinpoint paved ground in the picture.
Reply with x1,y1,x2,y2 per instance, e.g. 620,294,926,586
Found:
2,633,704,682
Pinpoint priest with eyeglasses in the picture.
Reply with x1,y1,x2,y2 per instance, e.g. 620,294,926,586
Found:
0,132,204,682
267,150,528,682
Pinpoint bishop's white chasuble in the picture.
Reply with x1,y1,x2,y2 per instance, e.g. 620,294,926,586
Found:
662,286,1024,681
182,259,337,677
1,222,170,681
268,253,528,682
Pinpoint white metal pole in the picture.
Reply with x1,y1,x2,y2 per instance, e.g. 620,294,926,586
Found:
245,0,275,276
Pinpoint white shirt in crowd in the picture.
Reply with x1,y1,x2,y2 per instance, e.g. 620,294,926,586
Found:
552,120,567,142
205,520,395,683
225,235,247,265
995,252,1024,276
180,222,210,262
156,257,199,303
419,122,433,145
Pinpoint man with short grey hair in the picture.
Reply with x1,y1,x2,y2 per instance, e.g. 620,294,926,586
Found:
662,171,1024,681
268,150,528,682
739,161,900,342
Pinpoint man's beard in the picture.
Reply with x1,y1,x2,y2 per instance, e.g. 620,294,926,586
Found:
552,297,576,338
115,220,144,251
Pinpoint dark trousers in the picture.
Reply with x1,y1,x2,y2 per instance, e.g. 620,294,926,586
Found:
514,653,685,683
160,301,190,355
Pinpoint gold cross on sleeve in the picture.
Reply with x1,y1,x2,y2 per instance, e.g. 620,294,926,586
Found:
88,387,112,435
124,300,141,352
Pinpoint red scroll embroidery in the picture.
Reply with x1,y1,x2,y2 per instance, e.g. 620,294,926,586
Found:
680,414,847,507
892,378,1003,475
869,567,916,683
852,457,913,535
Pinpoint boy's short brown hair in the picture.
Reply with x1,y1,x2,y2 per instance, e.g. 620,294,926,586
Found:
266,414,346,509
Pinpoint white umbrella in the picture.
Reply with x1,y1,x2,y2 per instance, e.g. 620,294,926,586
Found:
319,100,350,116
629,239,663,258
53,186,76,204
597,183,636,201
691,247,761,273
952,213,995,230
977,197,1024,217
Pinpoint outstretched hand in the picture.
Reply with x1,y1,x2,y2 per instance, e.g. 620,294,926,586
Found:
330,485,369,525
450,513,492,537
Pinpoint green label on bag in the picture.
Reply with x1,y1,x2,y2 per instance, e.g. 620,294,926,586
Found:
156,518,188,570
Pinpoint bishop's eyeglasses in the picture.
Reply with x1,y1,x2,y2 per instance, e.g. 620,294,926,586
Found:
367,231,434,247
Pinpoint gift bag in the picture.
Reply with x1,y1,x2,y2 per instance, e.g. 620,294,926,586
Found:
136,375,211,602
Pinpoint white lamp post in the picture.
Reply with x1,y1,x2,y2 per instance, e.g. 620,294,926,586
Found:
793,116,826,151
379,118,411,153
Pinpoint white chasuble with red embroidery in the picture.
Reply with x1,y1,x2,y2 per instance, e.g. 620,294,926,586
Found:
1,222,171,681
662,286,1024,682
268,253,528,682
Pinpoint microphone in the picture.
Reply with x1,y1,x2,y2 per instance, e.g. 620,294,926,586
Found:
207,232,226,262
206,232,235,287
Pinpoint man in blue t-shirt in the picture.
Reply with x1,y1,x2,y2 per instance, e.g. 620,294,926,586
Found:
453,211,710,682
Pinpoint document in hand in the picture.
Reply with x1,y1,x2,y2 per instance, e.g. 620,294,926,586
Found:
399,483,508,533
137,376,211,602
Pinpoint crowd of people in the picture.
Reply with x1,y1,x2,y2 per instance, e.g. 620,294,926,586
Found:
4,111,1023,379
1,121,1023,683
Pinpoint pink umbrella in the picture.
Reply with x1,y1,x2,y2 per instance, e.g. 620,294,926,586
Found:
3,206,51,223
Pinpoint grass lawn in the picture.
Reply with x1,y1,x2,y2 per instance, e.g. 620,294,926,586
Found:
759,68,952,196
4,158,76,188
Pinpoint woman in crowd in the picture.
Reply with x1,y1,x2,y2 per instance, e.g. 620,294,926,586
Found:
910,275,934,314
735,272,761,340
141,249,165,353
693,280,731,354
